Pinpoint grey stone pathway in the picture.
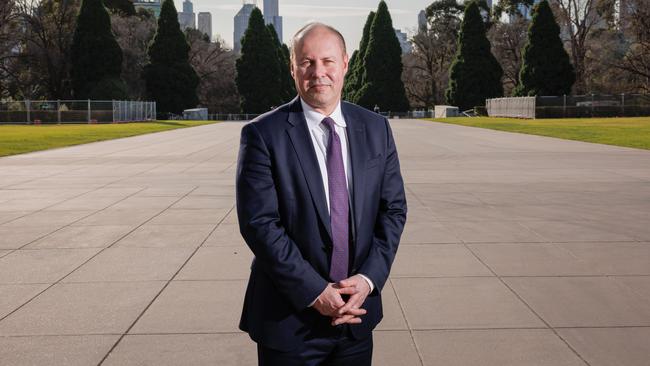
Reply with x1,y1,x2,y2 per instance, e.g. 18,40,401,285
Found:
0,119,649,365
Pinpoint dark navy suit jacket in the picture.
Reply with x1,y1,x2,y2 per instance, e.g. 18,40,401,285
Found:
236,97,407,352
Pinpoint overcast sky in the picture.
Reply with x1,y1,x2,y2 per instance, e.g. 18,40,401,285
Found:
173,0,430,51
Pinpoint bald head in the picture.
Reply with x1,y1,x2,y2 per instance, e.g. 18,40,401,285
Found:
290,22,347,62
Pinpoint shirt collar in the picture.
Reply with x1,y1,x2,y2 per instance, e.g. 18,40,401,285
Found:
300,98,347,131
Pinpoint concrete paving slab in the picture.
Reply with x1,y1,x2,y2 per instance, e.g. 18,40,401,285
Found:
102,333,256,366
0,250,9,258
505,277,650,327
0,284,48,318
413,329,586,366
0,211,31,225
558,327,650,366
114,223,214,248
375,281,408,331
2,210,94,228
63,247,194,282
0,225,60,249
176,247,252,281
171,196,235,209
147,208,230,225
73,208,161,226
558,242,650,275
130,280,245,334
107,196,180,210
613,276,650,303
373,331,421,366
204,223,246,247
44,196,125,211
469,243,602,276
391,244,492,277
521,220,637,242
444,220,546,243
0,282,164,335
0,198,67,211
400,221,461,244
392,277,544,329
0,248,100,284
25,225,134,249
0,335,119,366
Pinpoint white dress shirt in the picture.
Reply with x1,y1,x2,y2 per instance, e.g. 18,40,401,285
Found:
300,99,374,304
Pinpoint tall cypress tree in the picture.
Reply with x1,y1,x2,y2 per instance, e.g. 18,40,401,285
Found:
235,8,283,113
267,24,295,103
356,2,409,111
144,0,198,115
70,0,127,99
446,1,503,111
343,11,375,103
514,0,575,96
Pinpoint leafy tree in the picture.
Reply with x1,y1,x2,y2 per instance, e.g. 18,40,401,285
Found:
70,0,127,99
514,0,575,96
144,0,198,115
111,8,157,99
103,0,135,16
446,1,503,110
343,11,374,103
356,1,409,112
235,7,282,113
403,0,464,107
267,24,295,103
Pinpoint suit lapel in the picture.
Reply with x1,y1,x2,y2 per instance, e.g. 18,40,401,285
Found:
286,98,332,239
342,104,367,235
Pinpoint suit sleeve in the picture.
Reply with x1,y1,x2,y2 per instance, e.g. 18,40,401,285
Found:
236,122,328,311
358,118,407,292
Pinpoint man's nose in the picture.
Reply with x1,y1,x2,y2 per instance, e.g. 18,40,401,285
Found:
312,61,326,78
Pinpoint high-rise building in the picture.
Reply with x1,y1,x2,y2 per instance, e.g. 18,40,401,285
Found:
133,0,161,17
234,1,257,53
198,12,212,39
394,29,412,54
178,0,195,30
264,0,283,41
418,10,427,32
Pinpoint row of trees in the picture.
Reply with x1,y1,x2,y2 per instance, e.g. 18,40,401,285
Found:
234,1,411,113
405,0,650,109
1,0,239,114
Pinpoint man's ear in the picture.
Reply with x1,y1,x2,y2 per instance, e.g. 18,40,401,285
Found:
290,61,295,79
342,53,349,76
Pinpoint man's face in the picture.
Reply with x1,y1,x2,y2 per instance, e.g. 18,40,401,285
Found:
291,27,348,113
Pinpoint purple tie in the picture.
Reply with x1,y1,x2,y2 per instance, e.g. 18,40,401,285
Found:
322,117,349,282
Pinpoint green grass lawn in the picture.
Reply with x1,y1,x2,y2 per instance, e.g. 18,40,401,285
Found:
428,117,650,150
0,120,217,157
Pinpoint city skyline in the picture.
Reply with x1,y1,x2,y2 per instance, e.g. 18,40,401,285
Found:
174,0,429,51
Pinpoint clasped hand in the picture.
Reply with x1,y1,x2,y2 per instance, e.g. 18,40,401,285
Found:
313,274,371,326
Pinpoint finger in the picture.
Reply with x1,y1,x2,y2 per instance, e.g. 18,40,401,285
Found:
331,314,357,326
344,307,367,316
336,286,358,296
337,293,363,315
338,278,356,288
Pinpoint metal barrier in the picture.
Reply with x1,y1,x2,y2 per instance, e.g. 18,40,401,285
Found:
487,97,536,118
0,100,156,124
487,94,650,119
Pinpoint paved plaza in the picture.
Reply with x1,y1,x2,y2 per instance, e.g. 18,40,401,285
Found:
0,119,649,365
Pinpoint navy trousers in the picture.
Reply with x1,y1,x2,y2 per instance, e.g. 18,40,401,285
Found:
257,327,373,366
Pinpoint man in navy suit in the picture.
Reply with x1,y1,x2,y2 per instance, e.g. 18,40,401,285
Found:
236,22,407,365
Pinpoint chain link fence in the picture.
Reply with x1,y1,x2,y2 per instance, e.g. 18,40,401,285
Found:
487,94,650,119
0,100,156,124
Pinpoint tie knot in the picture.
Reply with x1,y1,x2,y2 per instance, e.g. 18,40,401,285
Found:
321,117,336,132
